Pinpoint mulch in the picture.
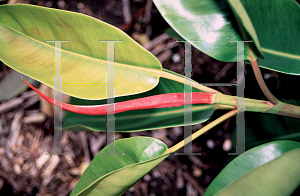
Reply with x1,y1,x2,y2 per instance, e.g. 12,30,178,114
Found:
1,0,287,195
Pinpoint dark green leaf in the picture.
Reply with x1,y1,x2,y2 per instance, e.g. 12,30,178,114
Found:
153,0,261,62
71,137,170,196
205,141,300,196
227,0,300,74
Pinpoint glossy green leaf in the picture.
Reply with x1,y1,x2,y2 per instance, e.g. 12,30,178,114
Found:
63,69,217,132
153,0,262,62
0,70,36,101
227,0,300,74
0,4,162,100
164,27,185,41
71,137,170,196
205,141,300,196
225,0,263,56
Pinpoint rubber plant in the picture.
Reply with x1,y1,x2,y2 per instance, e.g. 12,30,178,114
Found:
0,0,300,195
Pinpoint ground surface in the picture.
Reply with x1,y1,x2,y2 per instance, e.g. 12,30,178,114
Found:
1,0,299,196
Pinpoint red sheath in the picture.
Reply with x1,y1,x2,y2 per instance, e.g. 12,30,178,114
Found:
22,78,215,115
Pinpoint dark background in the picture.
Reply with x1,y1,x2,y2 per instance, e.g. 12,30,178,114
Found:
1,0,300,195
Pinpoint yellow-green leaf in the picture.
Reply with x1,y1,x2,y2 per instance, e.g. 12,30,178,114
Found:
0,4,162,100
71,137,170,196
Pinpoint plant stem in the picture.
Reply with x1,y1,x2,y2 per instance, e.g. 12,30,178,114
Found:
164,109,238,155
250,59,279,105
215,104,236,110
235,17,278,105
266,101,300,119
215,93,300,119
160,70,219,94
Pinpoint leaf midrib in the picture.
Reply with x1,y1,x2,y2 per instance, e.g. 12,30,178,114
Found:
261,47,300,60
76,152,170,196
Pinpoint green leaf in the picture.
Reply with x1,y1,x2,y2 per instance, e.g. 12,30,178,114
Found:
70,137,170,196
0,4,162,100
205,141,300,196
0,70,36,101
227,0,300,74
164,27,185,41
225,0,263,56
63,69,216,132
152,0,261,62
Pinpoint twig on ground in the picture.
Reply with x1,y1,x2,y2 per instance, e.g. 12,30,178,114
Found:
214,62,235,82
0,97,24,114
8,111,23,152
183,171,205,196
157,49,173,64
122,0,132,24
80,132,91,163
144,0,152,23
144,34,170,50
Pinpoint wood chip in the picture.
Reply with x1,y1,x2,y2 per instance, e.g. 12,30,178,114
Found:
144,0,153,23
36,153,51,169
157,49,172,64
30,165,38,177
22,162,32,171
144,34,170,50
0,147,5,155
0,119,9,136
90,134,106,157
192,166,202,177
140,182,148,196
42,155,60,178
188,155,209,170
8,111,23,152
80,132,90,163
13,163,22,175
80,161,89,175
42,174,55,186
23,113,46,124
69,167,81,176
64,154,75,167
1,157,12,172
16,135,24,149
0,97,23,114
151,43,166,56
20,90,38,99
69,178,80,192
21,95,39,110
122,0,132,24
183,171,205,196
176,169,185,189
186,182,198,196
